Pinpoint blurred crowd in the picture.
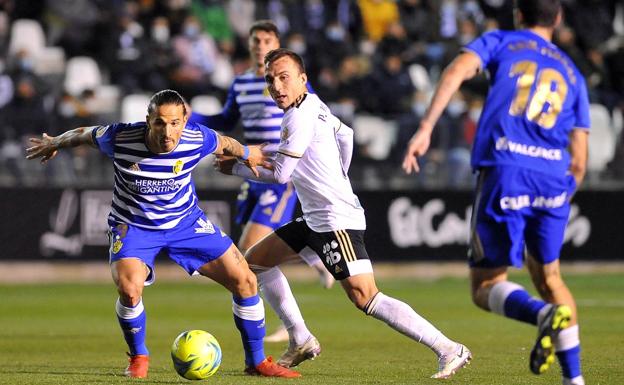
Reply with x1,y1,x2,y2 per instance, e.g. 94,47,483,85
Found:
1,0,623,190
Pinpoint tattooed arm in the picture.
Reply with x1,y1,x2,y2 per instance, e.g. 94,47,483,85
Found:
26,126,97,164
214,133,267,177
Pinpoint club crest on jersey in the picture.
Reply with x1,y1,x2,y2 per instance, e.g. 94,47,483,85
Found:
173,160,184,174
281,127,289,142
263,87,270,96
95,125,109,138
129,163,140,172
112,237,123,254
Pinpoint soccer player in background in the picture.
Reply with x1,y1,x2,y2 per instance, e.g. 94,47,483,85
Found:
216,48,472,379
402,1,588,384
189,20,334,343
25,89,301,379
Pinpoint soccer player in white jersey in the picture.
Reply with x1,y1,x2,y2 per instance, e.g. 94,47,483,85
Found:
25,89,300,379
189,20,334,343
215,49,472,379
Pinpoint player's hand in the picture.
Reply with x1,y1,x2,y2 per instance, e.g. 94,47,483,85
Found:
402,125,433,174
241,143,268,178
26,133,59,164
213,154,237,175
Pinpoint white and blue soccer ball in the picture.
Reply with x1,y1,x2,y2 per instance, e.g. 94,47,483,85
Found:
171,330,222,380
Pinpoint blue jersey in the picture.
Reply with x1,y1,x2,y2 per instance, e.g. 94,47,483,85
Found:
464,30,590,177
92,122,218,230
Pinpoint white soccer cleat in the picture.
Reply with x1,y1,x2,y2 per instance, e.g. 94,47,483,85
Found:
264,324,289,343
277,335,322,368
431,343,472,379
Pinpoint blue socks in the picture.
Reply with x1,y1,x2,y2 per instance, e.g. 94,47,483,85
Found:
116,298,148,356
556,325,583,381
232,294,266,367
487,281,547,325
503,289,547,325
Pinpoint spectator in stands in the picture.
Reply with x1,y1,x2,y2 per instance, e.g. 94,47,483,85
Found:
358,0,399,42
170,14,223,98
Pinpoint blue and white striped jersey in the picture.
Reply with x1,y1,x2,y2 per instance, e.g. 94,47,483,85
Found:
92,122,218,229
189,70,314,154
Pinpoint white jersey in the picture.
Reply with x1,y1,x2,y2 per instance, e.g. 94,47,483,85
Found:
278,93,365,232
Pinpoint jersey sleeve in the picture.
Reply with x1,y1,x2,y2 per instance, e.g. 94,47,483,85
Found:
462,30,504,69
278,108,315,158
91,123,125,158
573,77,591,130
196,123,219,157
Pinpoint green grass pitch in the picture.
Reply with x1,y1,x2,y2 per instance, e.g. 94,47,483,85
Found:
1,273,622,384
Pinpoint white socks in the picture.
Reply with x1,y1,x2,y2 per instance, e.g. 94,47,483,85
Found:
365,292,457,356
255,266,311,345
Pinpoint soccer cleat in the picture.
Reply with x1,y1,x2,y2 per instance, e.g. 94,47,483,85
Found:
530,304,572,375
244,356,301,378
125,353,149,378
265,324,290,343
277,335,322,368
431,344,472,379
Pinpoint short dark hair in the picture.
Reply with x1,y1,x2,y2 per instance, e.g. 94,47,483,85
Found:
264,48,306,74
249,19,280,39
147,89,187,116
515,0,561,27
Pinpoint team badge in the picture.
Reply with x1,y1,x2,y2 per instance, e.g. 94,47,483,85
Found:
112,237,123,254
95,125,109,138
281,127,289,142
173,160,184,174
129,163,140,172
263,87,270,96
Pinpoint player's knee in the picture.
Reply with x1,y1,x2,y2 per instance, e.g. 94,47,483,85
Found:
471,284,492,311
117,282,143,306
347,287,375,311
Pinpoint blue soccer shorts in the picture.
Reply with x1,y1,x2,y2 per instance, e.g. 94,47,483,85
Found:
235,180,298,229
469,165,577,268
108,206,233,284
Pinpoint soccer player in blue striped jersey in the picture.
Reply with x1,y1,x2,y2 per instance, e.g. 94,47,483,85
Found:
26,89,300,379
403,1,588,384
189,20,333,343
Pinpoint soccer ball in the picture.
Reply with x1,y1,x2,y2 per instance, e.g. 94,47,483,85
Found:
171,330,222,380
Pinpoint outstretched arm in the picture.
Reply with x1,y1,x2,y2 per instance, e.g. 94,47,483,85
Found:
26,126,97,163
402,51,481,174
229,152,299,184
214,133,266,177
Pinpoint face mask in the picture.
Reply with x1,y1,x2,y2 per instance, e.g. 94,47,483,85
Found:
413,102,427,117
289,41,306,55
19,58,33,71
152,26,170,43
59,102,76,117
447,100,466,117
467,107,480,122
184,25,200,38
326,26,345,42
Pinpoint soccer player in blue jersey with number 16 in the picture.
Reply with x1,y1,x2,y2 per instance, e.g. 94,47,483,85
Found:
25,89,300,379
403,1,588,385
